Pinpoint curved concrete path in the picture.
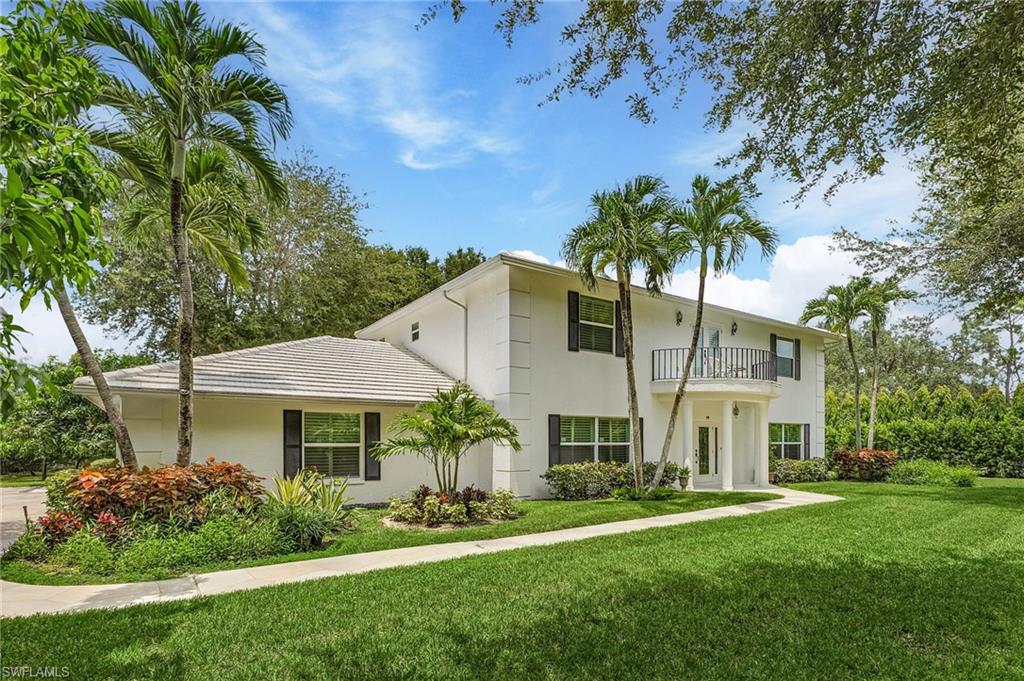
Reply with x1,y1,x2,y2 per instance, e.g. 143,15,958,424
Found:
1,486,841,618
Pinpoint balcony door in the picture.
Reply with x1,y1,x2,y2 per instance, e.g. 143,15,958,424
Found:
693,326,721,378
694,420,721,485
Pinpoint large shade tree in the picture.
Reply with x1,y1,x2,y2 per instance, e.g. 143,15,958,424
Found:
800,277,873,450
650,176,776,490
561,175,673,490
0,0,139,468
86,0,292,465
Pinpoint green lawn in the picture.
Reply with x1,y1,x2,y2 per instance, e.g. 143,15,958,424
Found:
0,473,44,488
1,490,776,585
5,480,1023,680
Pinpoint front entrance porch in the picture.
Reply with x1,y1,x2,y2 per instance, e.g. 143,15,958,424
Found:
678,397,772,491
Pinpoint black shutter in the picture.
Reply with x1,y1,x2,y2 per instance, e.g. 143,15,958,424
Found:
614,300,625,357
803,423,811,459
770,333,777,354
794,338,802,381
568,292,580,351
364,412,381,480
638,417,644,462
548,414,561,467
283,410,302,478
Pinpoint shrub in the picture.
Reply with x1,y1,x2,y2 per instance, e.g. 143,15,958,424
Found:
642,462,685,488
179,516,243,564
115,538,170,575
265,504,334,551
771,458,829,483
52,530,113,575
421,495,443,526
90,511,128,544
440,501,468,524
832,449,897,481
486,488,521,520
44,470,79,515
67,458,263,524
4,531,49,562
88,458,118,469
541,462,627,500
888,459,977,487
236,519,294,558
611,486,675,501
35,511,83,546
386,497,422,524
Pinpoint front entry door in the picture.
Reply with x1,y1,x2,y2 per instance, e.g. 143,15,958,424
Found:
695,422,721,485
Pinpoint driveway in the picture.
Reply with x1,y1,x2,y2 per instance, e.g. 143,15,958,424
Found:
0,486,47,552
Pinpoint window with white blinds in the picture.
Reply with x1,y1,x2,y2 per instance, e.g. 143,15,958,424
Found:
560,415,631,463
303,412,361,478
578,295,615,354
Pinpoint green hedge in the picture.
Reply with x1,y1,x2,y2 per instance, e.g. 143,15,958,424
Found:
827,418,1024,478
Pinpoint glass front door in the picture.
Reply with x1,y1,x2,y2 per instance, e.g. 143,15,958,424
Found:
695,422,720,482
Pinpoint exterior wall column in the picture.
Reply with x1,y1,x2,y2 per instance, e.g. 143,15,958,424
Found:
720,399,734,490
682,399,694,490
756,401,770,487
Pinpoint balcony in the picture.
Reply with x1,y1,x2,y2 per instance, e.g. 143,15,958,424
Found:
650,347,780,398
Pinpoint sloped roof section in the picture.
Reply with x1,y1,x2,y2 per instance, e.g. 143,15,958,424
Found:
73,337,456,405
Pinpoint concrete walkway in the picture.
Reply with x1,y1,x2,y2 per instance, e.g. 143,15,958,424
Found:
0,487,46,552
0,486,841,618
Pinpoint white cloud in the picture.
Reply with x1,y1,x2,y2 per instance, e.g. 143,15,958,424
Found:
235,3,518,171
2,294,136,365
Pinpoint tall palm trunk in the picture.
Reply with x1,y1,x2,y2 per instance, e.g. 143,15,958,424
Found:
847,325,863,450
171,139,194,466
55,289,139,471
651,252,708,490
867,324,880,449
617,273,644,490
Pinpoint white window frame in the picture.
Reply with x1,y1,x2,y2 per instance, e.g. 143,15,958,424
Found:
560,415,632,463
578,295,616,355
302,411,363,480
769,422,804,460
776,336,795,378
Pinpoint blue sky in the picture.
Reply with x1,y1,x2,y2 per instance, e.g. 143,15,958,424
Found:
9,0,925,362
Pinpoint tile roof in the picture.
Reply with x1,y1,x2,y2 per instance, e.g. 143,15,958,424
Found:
72,336,456,405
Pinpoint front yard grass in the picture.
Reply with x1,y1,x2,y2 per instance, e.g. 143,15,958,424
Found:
0,490,777,585
4,479,1023,680
0,473,44,488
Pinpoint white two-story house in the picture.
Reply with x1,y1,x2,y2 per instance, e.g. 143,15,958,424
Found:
75,252,837,502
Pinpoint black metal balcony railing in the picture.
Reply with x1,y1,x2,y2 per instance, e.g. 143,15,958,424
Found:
651,347,778,382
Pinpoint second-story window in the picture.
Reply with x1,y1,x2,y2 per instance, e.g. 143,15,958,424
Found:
579,295,615,354
411,322,420,342
776,336,795,378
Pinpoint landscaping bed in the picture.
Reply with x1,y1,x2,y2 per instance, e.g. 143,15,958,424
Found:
0,484,776,585
3,479,1021,680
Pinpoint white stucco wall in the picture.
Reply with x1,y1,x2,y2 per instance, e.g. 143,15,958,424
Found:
119,394,490,505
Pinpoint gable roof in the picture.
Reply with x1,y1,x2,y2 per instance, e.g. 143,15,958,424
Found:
356,252,841,341
72,336,456,405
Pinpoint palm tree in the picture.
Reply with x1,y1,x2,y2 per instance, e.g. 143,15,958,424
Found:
562,176,674,490
863,279,914,448
800,277,873,449
87,0,291,465
650,175,777,490
373,383,521,496
54,289,139,471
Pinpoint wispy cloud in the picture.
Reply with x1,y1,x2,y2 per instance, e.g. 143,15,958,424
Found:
233,2,519,170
